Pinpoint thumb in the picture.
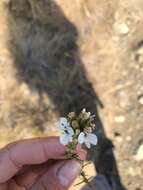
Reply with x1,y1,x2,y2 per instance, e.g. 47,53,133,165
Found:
30,160,81,190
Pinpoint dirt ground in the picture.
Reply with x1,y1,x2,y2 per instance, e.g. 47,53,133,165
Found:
0,0,143,190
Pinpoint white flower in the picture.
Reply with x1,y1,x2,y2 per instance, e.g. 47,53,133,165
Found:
60,127,74,145
59,117,69,130
59,117,74,145
78,132,98,148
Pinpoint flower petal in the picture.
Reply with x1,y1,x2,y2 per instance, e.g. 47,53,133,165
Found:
82,108,86,113
60,117,67,123
85,139,91,148
68,135,73,142
59,134,69,145
87,133,98,145
78,132,85,144
67,126,74,136
59,117,68,130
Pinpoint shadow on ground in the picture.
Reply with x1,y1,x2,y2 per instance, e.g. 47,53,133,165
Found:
7,0,126,189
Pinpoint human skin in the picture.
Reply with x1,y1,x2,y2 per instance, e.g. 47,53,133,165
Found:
0,137,86,190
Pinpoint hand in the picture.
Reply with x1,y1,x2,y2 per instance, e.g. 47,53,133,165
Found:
0,137,86,190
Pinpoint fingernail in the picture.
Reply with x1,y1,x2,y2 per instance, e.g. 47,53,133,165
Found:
57,160,81,187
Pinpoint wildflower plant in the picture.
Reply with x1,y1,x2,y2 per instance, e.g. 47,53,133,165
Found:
59,108,98,186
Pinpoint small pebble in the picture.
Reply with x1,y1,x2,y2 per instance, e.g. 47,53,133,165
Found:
118,91,129,107
137,46,143,55
126,136,132,142
135,54,143,64
138,95,143,105
134,144,143,161
114,23,129,35
128,167,136,177
115,136,123,143
114,116,125,123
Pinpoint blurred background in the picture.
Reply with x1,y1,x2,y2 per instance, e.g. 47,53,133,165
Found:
0,0,143,190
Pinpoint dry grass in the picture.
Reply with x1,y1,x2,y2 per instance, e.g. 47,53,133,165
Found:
0,0,117,144
0,0,143,189
0,2,116,188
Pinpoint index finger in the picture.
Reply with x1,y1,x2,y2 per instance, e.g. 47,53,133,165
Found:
0,137,66,183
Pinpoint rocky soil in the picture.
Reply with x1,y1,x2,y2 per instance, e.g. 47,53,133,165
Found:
0,0,143,190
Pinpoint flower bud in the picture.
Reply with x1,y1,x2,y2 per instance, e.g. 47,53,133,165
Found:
75,129,80,135
68,112,76,119
84,127,92,133
72,120,79,129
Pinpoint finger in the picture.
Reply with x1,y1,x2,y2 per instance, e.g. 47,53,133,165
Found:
14,160,57,189
8,179,26,190
0,183,8,190
30,160,82,190
0,137,66,183
14,149,86,189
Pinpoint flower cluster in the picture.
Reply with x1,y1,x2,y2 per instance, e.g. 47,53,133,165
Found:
59,108,98,149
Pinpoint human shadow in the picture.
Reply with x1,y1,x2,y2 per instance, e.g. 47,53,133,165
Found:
7,0,126,189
